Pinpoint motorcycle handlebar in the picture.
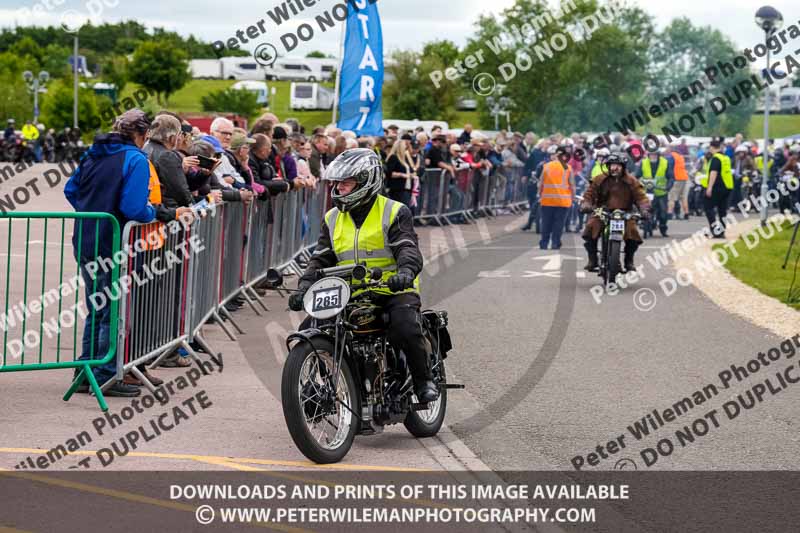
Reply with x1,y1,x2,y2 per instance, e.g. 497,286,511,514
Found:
594,208,642,220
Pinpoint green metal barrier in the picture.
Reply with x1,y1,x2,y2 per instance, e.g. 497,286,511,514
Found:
0,212,120,411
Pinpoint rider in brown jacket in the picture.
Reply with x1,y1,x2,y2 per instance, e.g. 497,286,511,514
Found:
580,153,651,273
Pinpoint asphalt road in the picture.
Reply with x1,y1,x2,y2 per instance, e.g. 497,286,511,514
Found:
1,163,797,475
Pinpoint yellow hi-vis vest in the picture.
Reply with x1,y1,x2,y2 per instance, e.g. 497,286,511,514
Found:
591,161,603,179
325,195,419,297
641,157,669,197
699,153,734,190
755,155,774,173
21,124,39,141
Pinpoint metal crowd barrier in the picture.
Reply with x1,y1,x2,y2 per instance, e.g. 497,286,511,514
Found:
413,166,531,226
0,212,121,411
109,186,329,390
3,174,532,410
115,219,205,392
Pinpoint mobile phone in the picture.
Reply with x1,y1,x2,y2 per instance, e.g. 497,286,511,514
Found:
193,199,210,212
196,155,217,170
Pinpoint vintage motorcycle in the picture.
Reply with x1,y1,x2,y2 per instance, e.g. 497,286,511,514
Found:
268,264,458,464
689,172,706,216
740,170,761,211
595,208,641,289
639,178,656,238
778,171,799,214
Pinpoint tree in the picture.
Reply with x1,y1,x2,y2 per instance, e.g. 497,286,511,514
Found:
101,55,129,95
306,51,327,58
9,36,43,64
0,78,33,125
0,51,34,123
201,88,261,118
462,0,653,132
648,17,755,137
383,41,461,122
39,79,109,132
128,40,190,105
41,44,71,78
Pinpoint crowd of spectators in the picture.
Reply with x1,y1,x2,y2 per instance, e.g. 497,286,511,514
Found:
64,106,800,395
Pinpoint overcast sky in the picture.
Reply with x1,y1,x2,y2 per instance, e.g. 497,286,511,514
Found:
0,0,797,59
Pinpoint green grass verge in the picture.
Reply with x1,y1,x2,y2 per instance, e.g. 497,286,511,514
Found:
716,221,800,309
114,79,482,131
112,80,800,136
116,79,337,128
746,114,800,139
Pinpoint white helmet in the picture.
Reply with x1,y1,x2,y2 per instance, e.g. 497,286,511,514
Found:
595,147,610,158
323,148,384,212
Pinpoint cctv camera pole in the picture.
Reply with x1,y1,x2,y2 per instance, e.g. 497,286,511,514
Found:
760,39,771,225
73,34,79,129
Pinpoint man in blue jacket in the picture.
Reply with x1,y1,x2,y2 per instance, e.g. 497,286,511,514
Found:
64,109,156,397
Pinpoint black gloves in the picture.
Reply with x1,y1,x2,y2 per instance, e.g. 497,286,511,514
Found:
288,284,310,311
387,269,415,293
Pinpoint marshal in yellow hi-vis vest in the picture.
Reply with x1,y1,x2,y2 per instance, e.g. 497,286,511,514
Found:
326,195,419,296
641,157,669,197
699,153,734,190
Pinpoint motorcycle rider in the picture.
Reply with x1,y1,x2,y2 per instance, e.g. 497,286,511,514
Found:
581,153,651,273
288,148,438,403
590,148,610,180
779,145,800,212
731,145,755,210
21,120,39,143
4,119,16,141
636,149,674,237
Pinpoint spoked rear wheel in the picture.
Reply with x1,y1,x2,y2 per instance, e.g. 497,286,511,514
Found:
281,339,359,464
404,336,448,438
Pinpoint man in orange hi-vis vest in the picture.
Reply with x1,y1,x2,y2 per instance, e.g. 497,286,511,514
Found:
667,144,690,221
537,144,575,249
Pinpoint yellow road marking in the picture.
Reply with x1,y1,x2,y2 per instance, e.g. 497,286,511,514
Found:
0,448,431,472
0,527,34,533
0,468,308,533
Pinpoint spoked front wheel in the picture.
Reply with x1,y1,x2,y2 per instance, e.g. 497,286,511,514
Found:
281,339,359,464
604,240,622,289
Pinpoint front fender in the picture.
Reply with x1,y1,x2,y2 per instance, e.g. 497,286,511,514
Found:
286,328,335,354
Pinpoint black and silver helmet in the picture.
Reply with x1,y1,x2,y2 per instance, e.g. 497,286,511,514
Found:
323,148,384,212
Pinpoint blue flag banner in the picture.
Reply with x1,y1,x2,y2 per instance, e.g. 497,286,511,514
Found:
336,0,383,136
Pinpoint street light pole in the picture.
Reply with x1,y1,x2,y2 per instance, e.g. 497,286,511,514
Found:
32,78,39,122
755,5,783,226
23,70,49,123
760,43,771,225
73,35,79,129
